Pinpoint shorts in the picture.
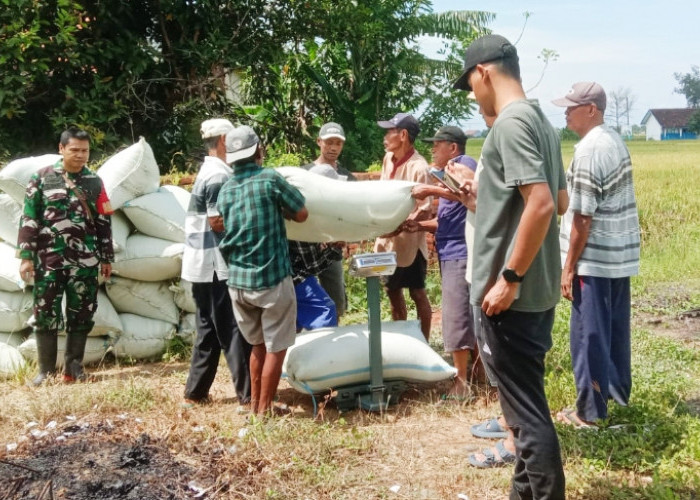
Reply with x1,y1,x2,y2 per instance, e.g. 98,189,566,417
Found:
229,276,297,353
440,259,475,352
382,252,427,291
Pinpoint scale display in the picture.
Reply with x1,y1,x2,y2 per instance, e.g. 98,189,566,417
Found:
349,252,397,278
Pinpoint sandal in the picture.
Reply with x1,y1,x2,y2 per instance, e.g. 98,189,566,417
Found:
470,417,508,439
468,439,516,468
556,408,598,430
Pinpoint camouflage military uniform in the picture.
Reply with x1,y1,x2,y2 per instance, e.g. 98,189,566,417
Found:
17,161,114,335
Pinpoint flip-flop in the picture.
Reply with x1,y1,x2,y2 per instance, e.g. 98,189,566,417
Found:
467,439,516,468
470,417,508,439
556,408,598,430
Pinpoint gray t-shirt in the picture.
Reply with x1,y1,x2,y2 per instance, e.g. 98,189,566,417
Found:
471,99,566,312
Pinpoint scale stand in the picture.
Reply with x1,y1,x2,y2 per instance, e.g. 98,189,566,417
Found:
335,252,406,412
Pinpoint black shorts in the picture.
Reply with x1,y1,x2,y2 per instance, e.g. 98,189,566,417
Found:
382,252,427,291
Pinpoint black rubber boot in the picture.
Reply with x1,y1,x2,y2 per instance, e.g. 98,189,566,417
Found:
63,332,89,382
31,330,58,387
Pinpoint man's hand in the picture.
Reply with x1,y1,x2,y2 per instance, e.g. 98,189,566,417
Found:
101,262,112,280
561,267,574,301
481,277,519,316
20,259,34,283
402,219,422,233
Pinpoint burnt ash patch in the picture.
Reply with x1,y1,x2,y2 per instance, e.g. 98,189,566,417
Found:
0,431,212,499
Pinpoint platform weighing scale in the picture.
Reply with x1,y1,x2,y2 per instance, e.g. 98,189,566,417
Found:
334,252,407,412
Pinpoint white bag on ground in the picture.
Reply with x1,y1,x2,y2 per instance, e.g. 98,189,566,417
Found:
96,137,160,210
122,185,190,243
283,320,456,394
115,313,176,360
111,210,133,253
0,154,62,204
112,234,183,281
0,242,24,292
177,313,197,345
0,343,27,379
0,290,33,333
0,194,23,244
170,279,197,313
105,276,179,324
277,167,417,243
17,334,113,368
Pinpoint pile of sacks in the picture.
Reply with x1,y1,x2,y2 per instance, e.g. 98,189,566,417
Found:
0,138,198,379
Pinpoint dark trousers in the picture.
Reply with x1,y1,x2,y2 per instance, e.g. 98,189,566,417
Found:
184,274,252,403
481,308,565,500
571,276,631,421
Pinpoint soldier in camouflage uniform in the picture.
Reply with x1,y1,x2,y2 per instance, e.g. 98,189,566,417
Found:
17,128,114,386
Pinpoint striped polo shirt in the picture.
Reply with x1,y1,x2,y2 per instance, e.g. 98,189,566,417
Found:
181,156,231,283
560,125,640,278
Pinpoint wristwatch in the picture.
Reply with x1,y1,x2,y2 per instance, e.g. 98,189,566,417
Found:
502,268,524,283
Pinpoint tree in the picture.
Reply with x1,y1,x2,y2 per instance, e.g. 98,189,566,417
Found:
674,66,700,108
0,1,493,171
606,88,636,132
688,110,700,134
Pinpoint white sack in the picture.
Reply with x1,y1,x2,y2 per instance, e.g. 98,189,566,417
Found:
115,313,176,360
0,194,23,244
0,242,24,292
81,290,123,338
0,343,27,379
122,185,189,243
0,290,33,333
111,210,133,253
170,279,196,313
96,137,160,210
105,276,179,324
112,234,183,281
177,313,197,345
282,320,456,394
0,154,62,204
17,334,112,369
276,167,417,243
0,331,28,347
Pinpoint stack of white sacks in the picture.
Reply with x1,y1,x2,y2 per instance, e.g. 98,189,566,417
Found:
0,138,197,379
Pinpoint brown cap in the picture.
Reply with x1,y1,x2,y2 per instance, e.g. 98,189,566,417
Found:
552,82,607,112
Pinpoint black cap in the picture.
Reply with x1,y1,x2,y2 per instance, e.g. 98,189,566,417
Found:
421,126,467,146
377,112,420,139
453,34,519,91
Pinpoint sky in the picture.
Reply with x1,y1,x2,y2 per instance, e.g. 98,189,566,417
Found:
424,0,697,130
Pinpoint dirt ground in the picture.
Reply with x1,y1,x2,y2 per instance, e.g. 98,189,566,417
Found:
0,307,697,499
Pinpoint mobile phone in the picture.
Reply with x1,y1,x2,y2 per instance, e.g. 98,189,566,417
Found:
429,171,459,193
442,171,463,192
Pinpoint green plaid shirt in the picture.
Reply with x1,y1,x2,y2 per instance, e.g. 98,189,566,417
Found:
217,162,305,290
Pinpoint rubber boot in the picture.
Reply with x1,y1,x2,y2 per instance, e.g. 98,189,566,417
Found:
31,331,58,387
63,332,89,383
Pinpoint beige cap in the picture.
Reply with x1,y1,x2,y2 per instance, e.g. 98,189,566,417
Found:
552,82,607,112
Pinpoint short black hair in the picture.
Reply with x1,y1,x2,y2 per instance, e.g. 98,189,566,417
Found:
489,57,521,84
60,127,91,146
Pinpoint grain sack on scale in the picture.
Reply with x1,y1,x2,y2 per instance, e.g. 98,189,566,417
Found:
282,320,457,394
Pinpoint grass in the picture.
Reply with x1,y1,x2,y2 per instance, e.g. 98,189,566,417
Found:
1,140,699,498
